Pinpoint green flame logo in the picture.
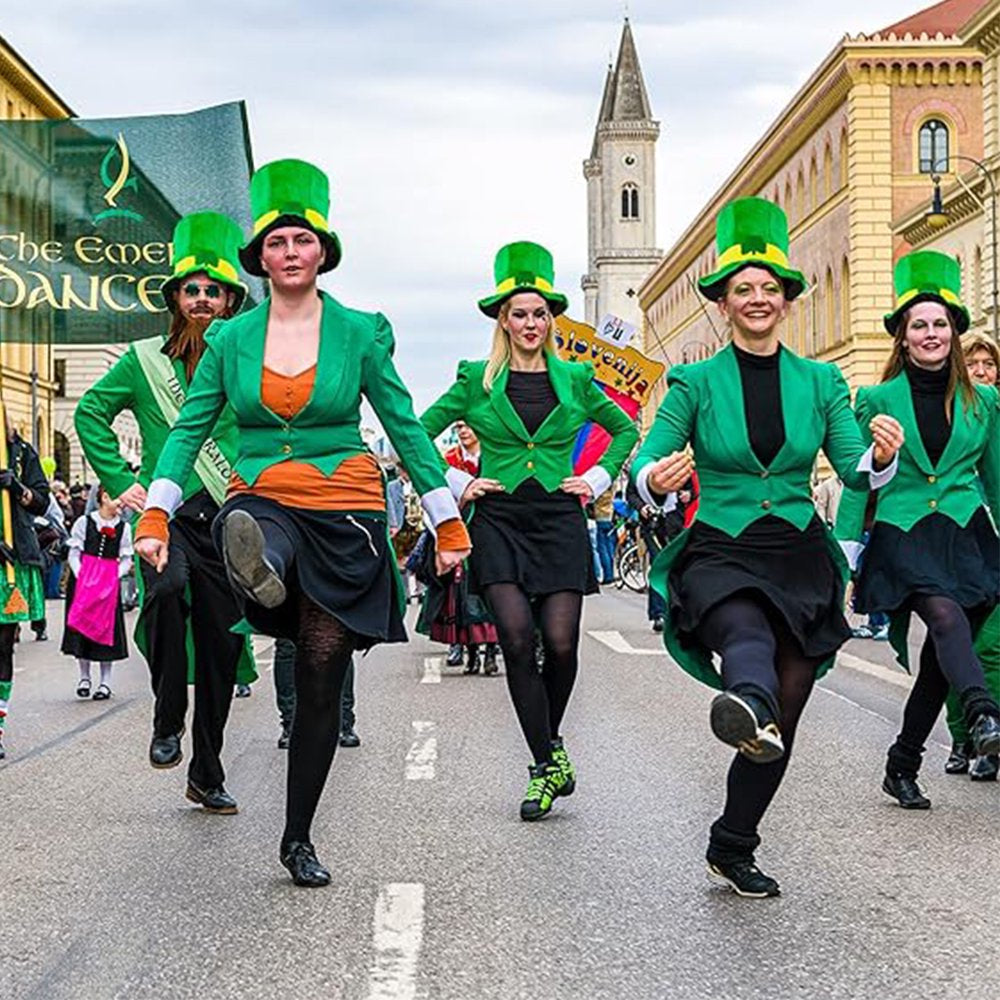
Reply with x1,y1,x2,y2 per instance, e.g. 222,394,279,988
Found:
93,133,143,223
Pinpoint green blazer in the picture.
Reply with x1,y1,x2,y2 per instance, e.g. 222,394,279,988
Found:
633,344,884,689
150,292,454,518
420,352,638,495
75,335,240,500
836,374,999,541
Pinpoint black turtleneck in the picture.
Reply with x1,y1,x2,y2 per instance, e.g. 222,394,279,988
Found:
905,361,952,466
734,343,786,468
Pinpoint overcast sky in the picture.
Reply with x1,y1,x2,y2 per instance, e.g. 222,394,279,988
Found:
4,0,928,411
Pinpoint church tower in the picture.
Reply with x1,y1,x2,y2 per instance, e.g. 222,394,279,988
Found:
582,19,661,330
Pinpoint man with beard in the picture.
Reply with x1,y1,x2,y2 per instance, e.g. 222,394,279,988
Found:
75,212,253,813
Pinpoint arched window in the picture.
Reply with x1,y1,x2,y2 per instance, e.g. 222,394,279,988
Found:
974,245,983,321
825,268,835,352
809,276,819,356
839,129,849,189
621,183,639,219
809,157,818,211
841,257,850,344
795,170,806,223
918,119,949,173
823,142,834,199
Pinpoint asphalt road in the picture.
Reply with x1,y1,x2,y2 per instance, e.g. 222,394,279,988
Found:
1,590,996,1000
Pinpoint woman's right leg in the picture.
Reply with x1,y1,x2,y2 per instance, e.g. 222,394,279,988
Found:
0,623,17,754
281,597,355,885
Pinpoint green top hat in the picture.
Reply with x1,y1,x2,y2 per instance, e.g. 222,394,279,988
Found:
477,241,569,317
883,250,970,335
698,197,807,302
162,211,248,312
238,158,342,277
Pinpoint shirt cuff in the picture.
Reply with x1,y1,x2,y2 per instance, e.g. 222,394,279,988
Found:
135,508,170,545
145,478,183,516
634,461,678,512
435,517,471,553
581,465,611,500
445,466,475,501
421,486,461,528
839,540,864,572
857,445,898,489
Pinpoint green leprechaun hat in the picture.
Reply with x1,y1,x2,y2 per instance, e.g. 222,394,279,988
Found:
883,250,970,335
239,158,342,277
162,211,248,312
477,241,569,317
698,197,807,302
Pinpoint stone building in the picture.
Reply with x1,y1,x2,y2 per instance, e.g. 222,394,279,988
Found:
581,19,662,331
637,0,990,427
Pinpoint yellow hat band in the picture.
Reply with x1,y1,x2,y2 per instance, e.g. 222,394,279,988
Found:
716,242,790,272
173,256,241,285
896,286,962,309
253,207,330,237
495,275,554,295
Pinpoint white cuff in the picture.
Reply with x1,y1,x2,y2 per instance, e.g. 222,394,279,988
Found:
635,462,678,512
421,486,461,528
145,478,183,516
839,540,864,572
581,465,612,500
445,466,475,501
857,445,898,490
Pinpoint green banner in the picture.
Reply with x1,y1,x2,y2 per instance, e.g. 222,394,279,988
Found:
0,101,261,343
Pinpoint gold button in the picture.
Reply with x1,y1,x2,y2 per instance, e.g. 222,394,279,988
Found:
760,470,769,479
526,461,534,469
282,444,292,454
527,442,535,450
928,475,937,484
761,500,771,510
929,499,937,508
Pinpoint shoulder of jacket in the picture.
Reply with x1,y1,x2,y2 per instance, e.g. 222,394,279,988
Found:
457,359,487,379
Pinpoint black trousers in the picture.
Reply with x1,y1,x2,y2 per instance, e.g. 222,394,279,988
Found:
139,494,244,788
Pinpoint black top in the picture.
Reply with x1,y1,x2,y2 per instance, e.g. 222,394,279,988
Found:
734,344,786,468
905,361,952,466
507,370,558,436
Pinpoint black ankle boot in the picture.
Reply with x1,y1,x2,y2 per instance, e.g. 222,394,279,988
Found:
882,771,931,809
969,713,1000,758
969,753,999,782
280,840,331,887
944,740,972,774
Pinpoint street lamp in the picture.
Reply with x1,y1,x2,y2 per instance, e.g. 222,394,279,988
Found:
925,154,998,342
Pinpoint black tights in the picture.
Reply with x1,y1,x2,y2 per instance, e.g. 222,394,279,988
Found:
696,595,822,858
483,584,582,764
282,597,356,848
888,594,997,777
0,623,14,683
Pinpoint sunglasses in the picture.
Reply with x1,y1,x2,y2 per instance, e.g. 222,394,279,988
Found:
182,282,224,299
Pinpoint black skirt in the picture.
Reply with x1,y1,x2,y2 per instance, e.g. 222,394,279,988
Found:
668,514,850,659
469,479,598,598
61,573,129,662
855,508,1000,615
213,495,406,650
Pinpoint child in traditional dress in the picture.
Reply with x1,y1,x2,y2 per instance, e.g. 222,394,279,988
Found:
62,485,133,700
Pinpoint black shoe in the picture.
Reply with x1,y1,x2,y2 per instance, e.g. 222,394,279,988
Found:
234,683,252,699
149,733,183,769
445,643,464,667
33,629,47,641
710,691,784,764
0,734,5,760
706,860,780,898
482,646,499,676
185,781,238,814
280,840,331,887
463,650,481,675
970,714,1000,758
970,753,999,782
944,740,972,774
277,724,291,750
222,509,286,608
652,616,664,633
882,772,931,809
339,727,361,748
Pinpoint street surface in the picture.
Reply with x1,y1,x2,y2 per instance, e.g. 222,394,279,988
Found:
1,588,996,1000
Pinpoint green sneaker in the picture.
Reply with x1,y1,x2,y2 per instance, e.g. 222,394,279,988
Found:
550,737,576,797
520,762,560,821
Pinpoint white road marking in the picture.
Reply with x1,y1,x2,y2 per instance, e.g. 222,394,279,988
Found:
837,651,913,689
588,629,666,656
420,657,441,684
366,882,426,1000
405,721,437,780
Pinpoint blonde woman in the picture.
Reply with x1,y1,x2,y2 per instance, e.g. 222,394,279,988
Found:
421,241,637,821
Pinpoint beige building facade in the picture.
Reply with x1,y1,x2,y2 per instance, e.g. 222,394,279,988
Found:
638,0,990,427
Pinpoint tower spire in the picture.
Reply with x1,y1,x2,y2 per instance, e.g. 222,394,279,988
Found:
609,18,652,121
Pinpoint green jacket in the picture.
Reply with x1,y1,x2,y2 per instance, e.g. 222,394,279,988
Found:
632,344,885,690
420,353,638,494
75,335,240,500
150,292,454,518
835,374,999,541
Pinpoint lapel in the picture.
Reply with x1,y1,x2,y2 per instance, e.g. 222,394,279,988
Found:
487,350,575,443
488,366,529,442
883,373,933,473
294,292,341,423
236,300,281,425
